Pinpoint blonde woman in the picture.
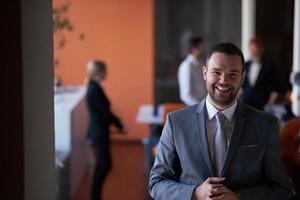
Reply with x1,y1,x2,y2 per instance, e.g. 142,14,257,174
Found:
86,60,125,200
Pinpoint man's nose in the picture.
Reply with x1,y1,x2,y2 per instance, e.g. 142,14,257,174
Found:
219,73,227,83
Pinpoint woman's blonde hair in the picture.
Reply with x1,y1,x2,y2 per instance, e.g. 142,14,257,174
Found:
86,60,106,80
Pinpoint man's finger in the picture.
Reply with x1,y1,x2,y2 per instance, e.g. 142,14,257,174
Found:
211,184,225,189
209,188,222,197
207,177,226,184
210,186,228,195
211,194,226,200
209,192,222,198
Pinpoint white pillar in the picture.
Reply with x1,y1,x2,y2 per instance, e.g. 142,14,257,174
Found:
291,0,300,116
242,0,256,60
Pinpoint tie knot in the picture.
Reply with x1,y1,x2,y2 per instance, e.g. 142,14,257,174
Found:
215,112,226,124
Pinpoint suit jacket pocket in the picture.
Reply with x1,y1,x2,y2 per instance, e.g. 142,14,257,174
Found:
235,144,261,164
229,144,263,186
237,144,259,149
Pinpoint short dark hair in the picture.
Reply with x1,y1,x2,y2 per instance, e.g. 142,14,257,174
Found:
210,42,245,68
249,37,263,48
190,36,203,49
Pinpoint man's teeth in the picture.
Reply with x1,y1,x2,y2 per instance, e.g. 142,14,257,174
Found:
216,87,230,92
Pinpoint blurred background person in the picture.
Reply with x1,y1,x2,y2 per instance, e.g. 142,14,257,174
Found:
85,60,125,200
241,37,280,110
264,91,294,122
178,36,207,106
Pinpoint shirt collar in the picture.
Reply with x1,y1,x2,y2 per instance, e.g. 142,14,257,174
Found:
250,61,261,68
187,54,199,65
205,97,237,122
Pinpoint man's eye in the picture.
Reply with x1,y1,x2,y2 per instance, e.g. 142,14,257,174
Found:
212,71,220,74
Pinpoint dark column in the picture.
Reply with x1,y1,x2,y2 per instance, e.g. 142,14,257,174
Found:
0,1,24,200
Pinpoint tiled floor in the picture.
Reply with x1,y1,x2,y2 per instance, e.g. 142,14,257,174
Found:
73,141,152,200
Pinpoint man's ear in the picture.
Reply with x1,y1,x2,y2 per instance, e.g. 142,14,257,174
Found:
241,70,246,84
202,66,207,80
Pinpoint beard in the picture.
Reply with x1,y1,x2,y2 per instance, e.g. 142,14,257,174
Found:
208,83,240,107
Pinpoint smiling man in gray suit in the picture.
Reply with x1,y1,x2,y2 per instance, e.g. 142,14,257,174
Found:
149,43,294,200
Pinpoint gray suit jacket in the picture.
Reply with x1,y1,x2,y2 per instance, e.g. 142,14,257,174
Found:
149,100,294,200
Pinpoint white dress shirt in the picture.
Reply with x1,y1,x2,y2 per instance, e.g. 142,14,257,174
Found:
248,62,262,87
205,97,237,161
178,55,207,105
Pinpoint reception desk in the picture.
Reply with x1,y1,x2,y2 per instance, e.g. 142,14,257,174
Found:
54,86,89,199
136,104,164,124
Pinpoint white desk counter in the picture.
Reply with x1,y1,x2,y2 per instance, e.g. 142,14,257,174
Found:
136,104,164,125
55,86,86,152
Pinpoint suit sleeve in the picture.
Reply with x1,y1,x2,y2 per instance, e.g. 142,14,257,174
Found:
238,118,295,200
148,114,197,200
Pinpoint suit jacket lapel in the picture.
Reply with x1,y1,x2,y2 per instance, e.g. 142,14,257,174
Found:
196,101,214,177
221,101,246,177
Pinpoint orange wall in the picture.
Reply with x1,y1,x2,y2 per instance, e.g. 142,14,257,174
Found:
54,0,154,140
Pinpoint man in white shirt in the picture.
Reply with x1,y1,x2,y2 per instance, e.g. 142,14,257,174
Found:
178,37,207,105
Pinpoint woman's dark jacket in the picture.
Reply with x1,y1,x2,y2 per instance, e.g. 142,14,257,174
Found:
86,80,122,141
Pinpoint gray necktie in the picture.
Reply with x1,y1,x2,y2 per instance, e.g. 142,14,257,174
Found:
214,112,228,176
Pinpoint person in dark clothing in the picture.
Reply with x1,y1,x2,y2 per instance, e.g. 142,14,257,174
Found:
85,60,125,200
241,38,280,110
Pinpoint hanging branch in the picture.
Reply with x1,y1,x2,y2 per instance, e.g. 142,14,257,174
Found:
53,3,85,67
